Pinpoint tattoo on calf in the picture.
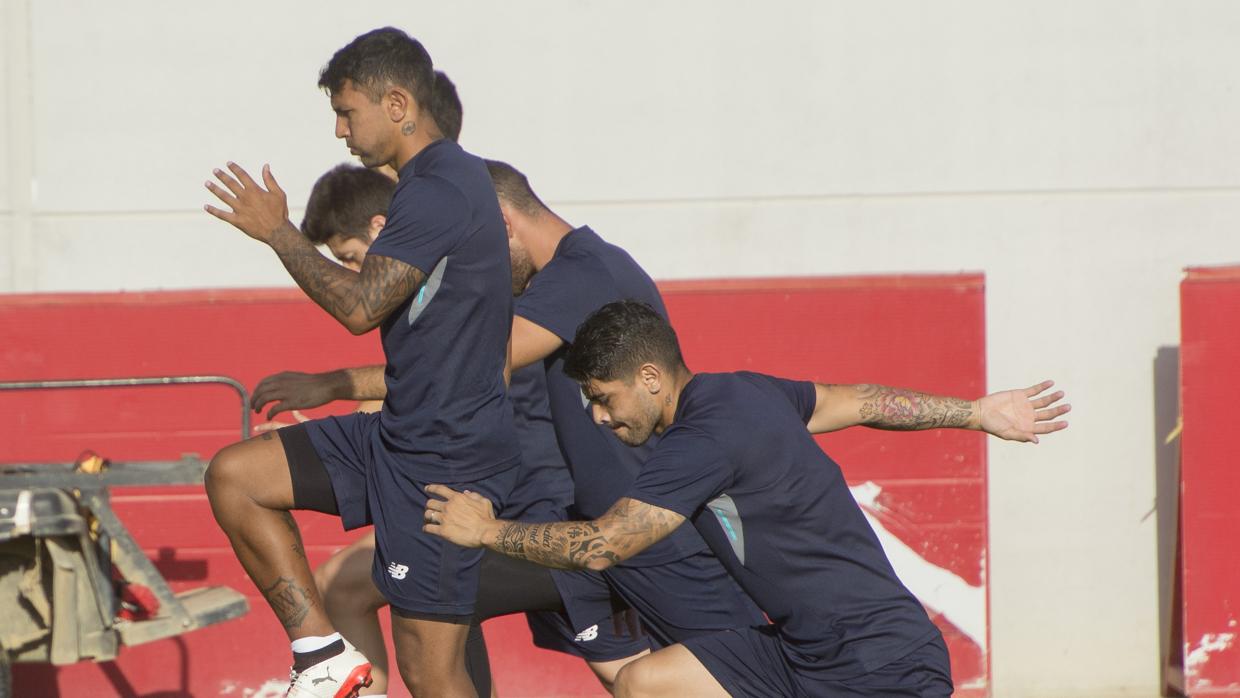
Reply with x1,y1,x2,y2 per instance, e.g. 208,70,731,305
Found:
261,575,312,631
279,511,306,559
856,384,973,430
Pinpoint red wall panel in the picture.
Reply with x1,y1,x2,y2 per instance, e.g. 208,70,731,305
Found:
1179,267,1240,696
2,274,988,697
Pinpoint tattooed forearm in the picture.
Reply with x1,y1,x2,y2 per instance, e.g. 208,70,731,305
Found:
854,384,976,430
269,225,424,333
490,498,684,571
261,575,312,631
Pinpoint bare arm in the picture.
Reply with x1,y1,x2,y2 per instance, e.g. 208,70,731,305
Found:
251,366,387,419
808,384,977,433
423,487,684,571
809,380,1070,443
204,162,423,335
509,315,565,372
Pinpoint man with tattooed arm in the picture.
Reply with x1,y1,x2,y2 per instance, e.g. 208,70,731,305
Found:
425,300,1071,697
202,27,520,698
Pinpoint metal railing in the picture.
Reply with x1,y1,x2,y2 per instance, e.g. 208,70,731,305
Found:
0,375,250,440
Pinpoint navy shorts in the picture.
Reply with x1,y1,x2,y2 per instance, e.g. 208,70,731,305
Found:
483,503,649,662
282,412,518,618
526,568,651,662
684,628,954,697
603,550,768,648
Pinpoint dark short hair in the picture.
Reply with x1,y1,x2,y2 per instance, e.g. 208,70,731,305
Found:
319,27,435,110
564,301,686,383
430,70,463,142
484,160,548,215
300,165,396,244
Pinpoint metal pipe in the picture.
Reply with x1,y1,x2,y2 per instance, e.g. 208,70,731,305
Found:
0,376,251,440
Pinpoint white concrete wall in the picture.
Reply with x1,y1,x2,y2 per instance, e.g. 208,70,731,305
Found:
7,1,1240,695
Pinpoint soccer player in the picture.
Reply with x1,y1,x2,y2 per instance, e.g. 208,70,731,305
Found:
202,27,520,698
264,162,649,696
424,300,1071,697
258,160,772,662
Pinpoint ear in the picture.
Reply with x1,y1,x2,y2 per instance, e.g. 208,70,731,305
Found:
368,215,386,240
385,87,414,124
639,363,663,395
498,202,515,239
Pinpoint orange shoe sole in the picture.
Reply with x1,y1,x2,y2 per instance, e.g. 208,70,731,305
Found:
334,663,373,698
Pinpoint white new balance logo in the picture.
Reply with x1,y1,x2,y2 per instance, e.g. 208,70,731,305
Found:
387,562,409,580
574,624,599,642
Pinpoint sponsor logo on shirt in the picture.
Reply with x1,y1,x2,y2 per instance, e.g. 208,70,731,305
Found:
574,624,599,642
387,562,410,580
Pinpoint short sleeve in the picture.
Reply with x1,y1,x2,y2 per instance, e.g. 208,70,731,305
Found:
740,372,816,425
515,257,617,342
624,425,732,518
366,178,470,275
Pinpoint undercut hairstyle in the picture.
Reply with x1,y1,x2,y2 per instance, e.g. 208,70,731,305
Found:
300,165,396,244
319,27,435,110
564,301,686,384
484,160,548,216
430,70,463,142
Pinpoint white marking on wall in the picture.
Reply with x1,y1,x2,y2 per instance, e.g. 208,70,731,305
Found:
850,481,987,650
1185,631,1237,677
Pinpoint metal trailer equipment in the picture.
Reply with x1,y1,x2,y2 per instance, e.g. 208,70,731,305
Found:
0,377,251,697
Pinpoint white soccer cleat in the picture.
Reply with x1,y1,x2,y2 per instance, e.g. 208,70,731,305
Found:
285,643,372,698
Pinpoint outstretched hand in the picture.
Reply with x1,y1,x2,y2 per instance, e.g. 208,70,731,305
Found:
204,162,291,244
977,380,1070,443
423,485,496,548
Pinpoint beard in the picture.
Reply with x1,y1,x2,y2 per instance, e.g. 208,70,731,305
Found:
607,403,659,447
510,246,536,296
611,423,653,447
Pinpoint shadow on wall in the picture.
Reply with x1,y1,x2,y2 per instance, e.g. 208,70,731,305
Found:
1152,346,1183,696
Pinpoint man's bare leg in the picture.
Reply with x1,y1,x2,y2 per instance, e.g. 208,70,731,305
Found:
391,615,477,697
316,533,502,696
587,651,650,694
613,645,728,698
314,534,389,694
205,433,334,639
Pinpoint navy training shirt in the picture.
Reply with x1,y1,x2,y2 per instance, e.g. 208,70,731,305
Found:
513,227,709,566
626,372,942,681
365,140,520,481
504,362,573,520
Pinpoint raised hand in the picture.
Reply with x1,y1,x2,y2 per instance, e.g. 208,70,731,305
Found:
977,380,1071,444
204,162,292,244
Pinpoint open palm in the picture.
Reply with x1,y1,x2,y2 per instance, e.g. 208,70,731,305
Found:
977,380,1071,443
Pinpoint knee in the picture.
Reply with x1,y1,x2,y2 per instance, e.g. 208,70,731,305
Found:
588,656,636,692
315,544,381,613
204,443,248,502
314,558,370,613
612,659,659,698
311,557,338,600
